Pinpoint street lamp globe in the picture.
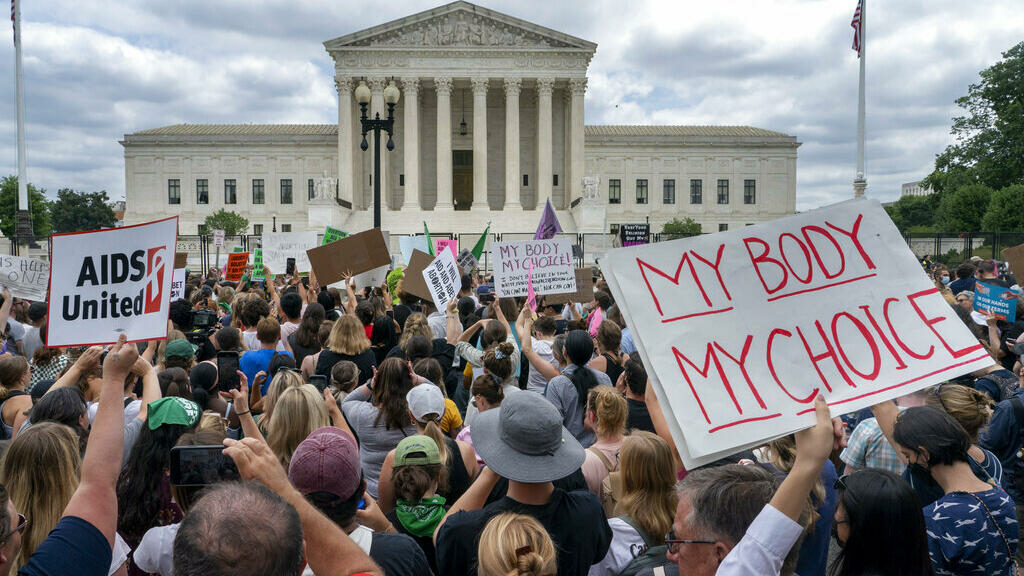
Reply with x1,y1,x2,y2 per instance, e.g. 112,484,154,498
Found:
383,81,400,105
354,81,371,105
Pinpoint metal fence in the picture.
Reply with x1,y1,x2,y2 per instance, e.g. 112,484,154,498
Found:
900,232,1024,266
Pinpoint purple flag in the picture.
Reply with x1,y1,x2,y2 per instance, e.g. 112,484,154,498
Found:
534,198,563,240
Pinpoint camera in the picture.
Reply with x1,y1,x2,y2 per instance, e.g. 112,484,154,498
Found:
186,308,219,345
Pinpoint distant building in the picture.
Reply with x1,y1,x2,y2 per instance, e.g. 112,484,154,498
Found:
901,181,932,197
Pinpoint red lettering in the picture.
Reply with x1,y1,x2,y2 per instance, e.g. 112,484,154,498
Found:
743,237,788,294
858,304,908,370
831,312,881,380
672,344,741,422
713,335,766,409
637,253,707,315
766,328,819,403
802,225,846,280
779,233,813,284
825,213,876,270
908,288,983,359
797,321,856,391
689,244,732,301
882,297,933,360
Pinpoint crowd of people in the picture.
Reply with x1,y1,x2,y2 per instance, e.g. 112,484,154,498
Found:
0,251,1021,576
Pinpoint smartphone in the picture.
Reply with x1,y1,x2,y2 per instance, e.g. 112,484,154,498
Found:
309,375,329,393
286,258,296,276
170,445,240,486
217,351,240,391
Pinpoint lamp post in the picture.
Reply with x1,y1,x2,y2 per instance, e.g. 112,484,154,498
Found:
272,214,277,232
355,79,400,229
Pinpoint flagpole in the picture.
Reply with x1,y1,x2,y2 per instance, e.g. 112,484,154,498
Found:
13,0,32,241
853,0,867,198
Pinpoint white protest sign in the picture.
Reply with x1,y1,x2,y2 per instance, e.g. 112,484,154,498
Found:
47,217,178,346
213,229,226,248
400,236,430,265
0,256,50,301
491,238,576,297
603,199,993,468
350,265,390,290
170,269,187,301
262,232,318,273
422,249,461,307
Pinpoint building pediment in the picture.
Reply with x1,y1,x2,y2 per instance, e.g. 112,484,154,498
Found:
324,1,596,52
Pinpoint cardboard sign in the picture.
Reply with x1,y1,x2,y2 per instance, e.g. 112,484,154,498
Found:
307,228,390,286
47,217,178,346
457,248,479,272
213,229,225,248
174,253,188,269
1002,243,1024,280
170,269,187,301
621,224,650,247
224,252,249,282
492,238,576,297
262,232,317,274
402,250,436,302
974,280,1017,322
544,269,595,306
423,249,461,309
252,249,265,280
400,236,431,265
0,256,50,301
603,199,993,468
322,226,348,246
434,238,458,259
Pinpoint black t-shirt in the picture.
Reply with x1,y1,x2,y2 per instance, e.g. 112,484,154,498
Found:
288,333,320,367
385,509,440,574
315,349,376,385
436,488,611,576
626,398,656,433
369,532,432,576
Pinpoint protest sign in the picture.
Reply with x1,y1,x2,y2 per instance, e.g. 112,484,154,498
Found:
544,269,594,306
0,256,49,301
621,224,650,247
252,249,265,280
400,236,430,265
47,217,178,346
213,229,225,248
422,249,461,308
307,228,390,286
434,238,458,259
351,265,390,290
322,226,348,246
603,198,993,468
224,252,249,282
491,238,576,297
170,269,186,301
402,250,436,302
457,248,479,272
232,246,245,253
1002,243,1024,280
262,232,317,274
974,280,1017,322
174,253,188,269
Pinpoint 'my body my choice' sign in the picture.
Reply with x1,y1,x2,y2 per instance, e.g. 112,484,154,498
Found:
604,199,992,468
491,238,576,297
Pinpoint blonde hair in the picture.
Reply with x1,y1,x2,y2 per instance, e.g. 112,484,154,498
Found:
0,422,82,570
925,384,993,443
198,410,227,434
616,431,677,545
411,398,452,478
260,370,306,434
477,512,557,576
327,315,371,355
267,384,329,467
586,385,627,439
399,313,433,347
767,434,824,526
0,355,29,400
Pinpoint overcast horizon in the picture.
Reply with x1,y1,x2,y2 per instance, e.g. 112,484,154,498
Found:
1,0,1022,211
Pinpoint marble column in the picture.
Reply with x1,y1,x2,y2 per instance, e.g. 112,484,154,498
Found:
504,77,522,210
335,77,353,208
471,77,488,211
368,76,390,209
401,77,420,210
569,78,587,205
536,77,554,210
435,76,454,211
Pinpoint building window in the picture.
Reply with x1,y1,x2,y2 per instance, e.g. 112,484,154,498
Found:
744,179,756,204
719,223,729,232
523,174,529,187
663,179,675,204
553,174,559,186
610,224,620,235
252,179,265,204
196,179,208,204
168,179,180,204
636,179,648,204
690,179,702,204
609,179,621,204
280,179,292,204
224,180,237,204
717,179,729,204
198,224,208,235
399,174,405,187
308,179,314,200
281,224,292,233
253,224,263,235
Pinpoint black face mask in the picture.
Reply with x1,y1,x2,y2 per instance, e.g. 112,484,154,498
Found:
907,462,930,478
831,523,846,548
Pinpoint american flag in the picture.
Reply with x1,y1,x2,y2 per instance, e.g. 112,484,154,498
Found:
851,0,863,56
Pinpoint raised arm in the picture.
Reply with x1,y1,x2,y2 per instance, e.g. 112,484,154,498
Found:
0,287,12,332
445,298,463,345
868,400,905,463
222,371,264,442
458,320,486,344
135,355,162,422
48,346,103,396
770,395,834,522
516,308,559,381
344,277,357,315
434,466,500,544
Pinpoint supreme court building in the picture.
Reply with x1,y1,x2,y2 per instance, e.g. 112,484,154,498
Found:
121,1,800,237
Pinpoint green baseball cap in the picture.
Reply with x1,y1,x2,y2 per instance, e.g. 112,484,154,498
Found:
147,397,201,430
164,339,198,359
394,435,441,468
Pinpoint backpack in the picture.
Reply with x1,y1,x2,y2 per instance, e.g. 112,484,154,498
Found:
588,446,620,518
980,371,1019,402
615,514,673,576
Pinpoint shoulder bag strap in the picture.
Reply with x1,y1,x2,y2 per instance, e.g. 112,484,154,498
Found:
588,446,615,472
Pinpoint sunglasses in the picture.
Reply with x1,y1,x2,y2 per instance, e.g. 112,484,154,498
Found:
1,514,27,544
664,529,716,555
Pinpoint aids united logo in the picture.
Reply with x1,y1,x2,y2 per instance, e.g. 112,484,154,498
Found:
62,245,171,321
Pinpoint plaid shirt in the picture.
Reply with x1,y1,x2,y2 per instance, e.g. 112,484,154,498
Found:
840,416,906,475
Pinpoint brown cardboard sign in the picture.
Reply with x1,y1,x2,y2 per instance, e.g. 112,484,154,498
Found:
174,252,188,269
306,228,391,286
543,269,594,305
1002,243,1024,279
401,250,436,302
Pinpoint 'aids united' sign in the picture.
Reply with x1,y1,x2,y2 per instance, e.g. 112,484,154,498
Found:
47,217,178,346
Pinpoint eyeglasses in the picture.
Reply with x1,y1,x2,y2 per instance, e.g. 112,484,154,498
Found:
664,530,716,555
1,514,27,544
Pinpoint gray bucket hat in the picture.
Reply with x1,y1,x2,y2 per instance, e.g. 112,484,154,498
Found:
470,391,585,483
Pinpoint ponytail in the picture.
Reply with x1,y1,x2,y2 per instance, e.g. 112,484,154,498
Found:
421,419,450,494
191,386,210,412
564,330,598,408
483,341,516,382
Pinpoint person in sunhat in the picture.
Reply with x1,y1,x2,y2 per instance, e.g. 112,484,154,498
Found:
434,391,612,576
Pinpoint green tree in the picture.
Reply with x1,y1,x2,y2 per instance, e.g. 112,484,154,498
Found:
0,175,51,238
981,184,1024,231
935,184,992,232
884,194,936,231
924,42,1024,195
49,188,117,233
204,209,249,236
661,217,702,239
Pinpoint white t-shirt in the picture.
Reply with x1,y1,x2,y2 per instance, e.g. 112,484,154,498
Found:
134,524,179,576
243,330,286,352
561,303,584,321
109,532,132,576
587,517,645,576
527,338,557,394
301,524,374,576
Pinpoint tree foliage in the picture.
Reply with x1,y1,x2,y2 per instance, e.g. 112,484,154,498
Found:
204,209,249,236
0,176,51,238
981,185,1024,232
935,184,992,233
50,188,117,233
884,194,935,231
661,217,702,239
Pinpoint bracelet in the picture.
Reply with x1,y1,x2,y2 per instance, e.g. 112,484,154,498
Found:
235,410,250,416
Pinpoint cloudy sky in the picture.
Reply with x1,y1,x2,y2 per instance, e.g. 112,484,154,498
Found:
1,0,1021,210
